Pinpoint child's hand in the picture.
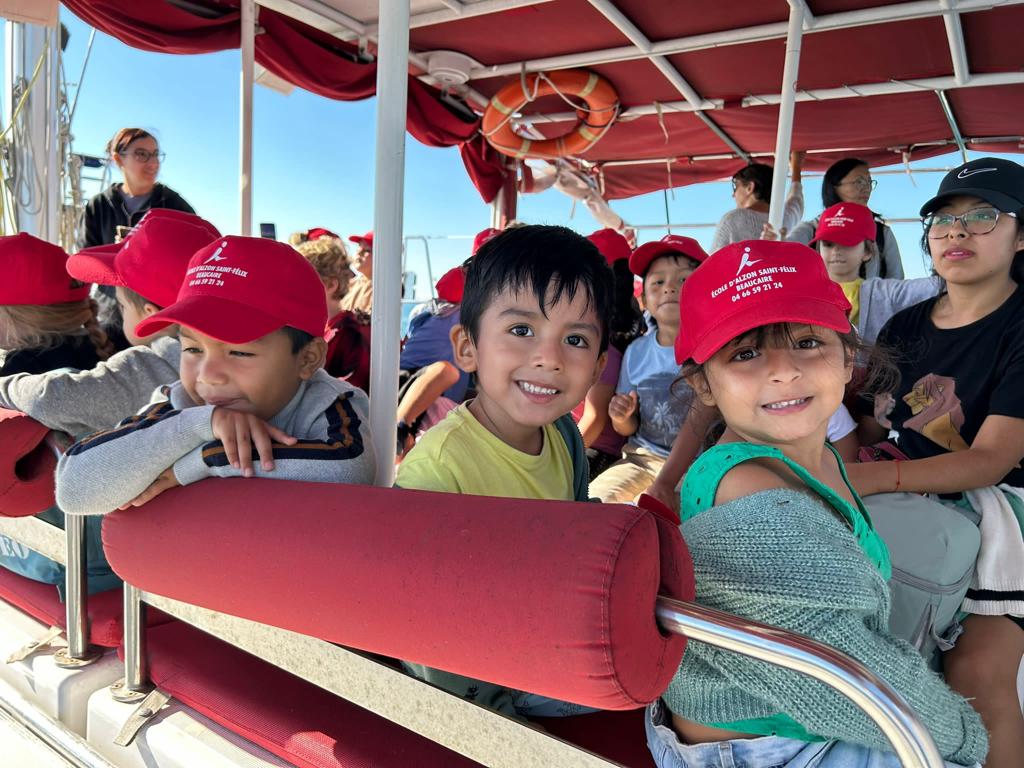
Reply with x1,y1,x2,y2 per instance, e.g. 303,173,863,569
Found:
645,477,680,514
760,222,783,241
608,391,639,422
119,467,180,509
211,407,297,477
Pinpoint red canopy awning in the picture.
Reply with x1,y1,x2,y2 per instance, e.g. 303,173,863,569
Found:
61,0,1024,201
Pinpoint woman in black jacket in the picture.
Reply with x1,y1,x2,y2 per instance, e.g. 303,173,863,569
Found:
79,127,195,249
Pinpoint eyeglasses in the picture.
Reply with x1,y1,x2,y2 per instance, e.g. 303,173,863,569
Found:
923,207,1017,239
838,177,878,191
121,149,165,163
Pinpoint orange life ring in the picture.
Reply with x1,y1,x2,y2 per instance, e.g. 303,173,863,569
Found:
481,69,619,160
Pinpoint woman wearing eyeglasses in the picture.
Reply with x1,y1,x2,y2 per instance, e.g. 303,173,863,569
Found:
79,127,196,249
848,157,1024,768
788,157,905,279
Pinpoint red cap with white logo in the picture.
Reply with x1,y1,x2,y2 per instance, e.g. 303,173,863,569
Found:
68,209,221,308
810,203,876,247
675,240,851,364
629,235,708,278
135,236,328,343
0,234,89,305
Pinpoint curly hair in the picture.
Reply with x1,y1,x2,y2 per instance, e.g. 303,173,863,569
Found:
294,238,350,300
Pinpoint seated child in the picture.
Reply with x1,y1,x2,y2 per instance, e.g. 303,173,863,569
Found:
589,235,706,502
810,202,941,343
572,229,645,480
648,240,986,768
294,236,371,392
0,233,114,375
56,236,375,515
396,266,470,452
395,224,612,716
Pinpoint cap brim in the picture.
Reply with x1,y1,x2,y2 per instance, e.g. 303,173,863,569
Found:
809,232,867,247
134,295,288,344
66,248,126,287
920,188,1024,216
685,295,852,364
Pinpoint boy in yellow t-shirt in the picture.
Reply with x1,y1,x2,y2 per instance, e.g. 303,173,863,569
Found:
395,224,613,716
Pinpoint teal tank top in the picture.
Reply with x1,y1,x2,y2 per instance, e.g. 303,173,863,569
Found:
679,441,891,741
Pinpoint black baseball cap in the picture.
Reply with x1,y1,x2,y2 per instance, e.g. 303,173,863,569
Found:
920,157,1024,216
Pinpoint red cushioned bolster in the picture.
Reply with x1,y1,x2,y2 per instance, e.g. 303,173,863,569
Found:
104,480,691,709
135,621,480,768
0,409,57,517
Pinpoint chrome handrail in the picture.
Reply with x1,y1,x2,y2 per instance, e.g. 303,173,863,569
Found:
656,597,944,768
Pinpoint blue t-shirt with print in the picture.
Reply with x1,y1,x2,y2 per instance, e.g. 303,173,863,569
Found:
616,332,693,457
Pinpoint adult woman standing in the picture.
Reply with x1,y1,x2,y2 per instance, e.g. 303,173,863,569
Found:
79,128,195,249
709,152,804,252
788,158,904,279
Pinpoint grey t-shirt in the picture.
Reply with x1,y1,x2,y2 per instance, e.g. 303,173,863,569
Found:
616,332,693,456
121,191,152,216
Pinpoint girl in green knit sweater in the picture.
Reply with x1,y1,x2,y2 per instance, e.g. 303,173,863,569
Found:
646,240,987,768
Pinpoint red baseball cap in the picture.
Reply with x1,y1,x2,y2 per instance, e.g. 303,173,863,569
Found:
675,240,852,364
472,227,501,255
0,234,89,305
307,227,339,241
135,236,329,344
629,235,709,277
348,231,373,247
435,267,465,303
810,203,876,247
68,210,221,308
587,228,631,265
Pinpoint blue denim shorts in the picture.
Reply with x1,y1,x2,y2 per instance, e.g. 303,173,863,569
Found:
645,701,973,768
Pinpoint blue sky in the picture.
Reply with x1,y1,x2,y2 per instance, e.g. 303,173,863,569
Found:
56,8,1019,296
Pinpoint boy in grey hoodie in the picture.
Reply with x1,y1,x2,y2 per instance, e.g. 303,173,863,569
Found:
56,236,375,515
0,209,219,437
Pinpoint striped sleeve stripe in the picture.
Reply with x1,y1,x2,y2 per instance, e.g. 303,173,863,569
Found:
65,398,178,456
200,392,365,468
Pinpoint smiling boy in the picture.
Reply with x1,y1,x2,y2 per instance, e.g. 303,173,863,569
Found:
395,225,613,716
55,236,375,516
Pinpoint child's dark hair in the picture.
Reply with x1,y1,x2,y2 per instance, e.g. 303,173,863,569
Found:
118,286,161,313
461,225,614,351
609,259,644,352
673,322,899,445
282,327,317,353
732,163,774,204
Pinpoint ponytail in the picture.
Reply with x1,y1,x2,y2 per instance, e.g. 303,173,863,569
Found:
83,298,115,361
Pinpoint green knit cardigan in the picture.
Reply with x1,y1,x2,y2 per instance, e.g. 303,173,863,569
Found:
663,488,988,767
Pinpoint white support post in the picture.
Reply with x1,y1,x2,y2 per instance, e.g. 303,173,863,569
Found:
368,0,411,486
239,0,255,236
768,5,804,232
939,0,969,86
43,23,60,243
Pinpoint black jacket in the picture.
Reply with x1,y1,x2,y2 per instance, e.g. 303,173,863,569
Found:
79,182,195,250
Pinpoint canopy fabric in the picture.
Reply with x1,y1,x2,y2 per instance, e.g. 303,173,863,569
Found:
60,0,498,197
62,0,1024,201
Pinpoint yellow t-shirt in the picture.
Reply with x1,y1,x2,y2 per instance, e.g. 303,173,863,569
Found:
395,404,574,500
840,278,864,326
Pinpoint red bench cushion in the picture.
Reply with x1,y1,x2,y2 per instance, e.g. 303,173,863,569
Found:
0,410,56,517
0,568,170,647
103,480,694,710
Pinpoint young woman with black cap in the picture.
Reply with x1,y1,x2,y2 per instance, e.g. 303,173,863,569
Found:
850,157,1024,768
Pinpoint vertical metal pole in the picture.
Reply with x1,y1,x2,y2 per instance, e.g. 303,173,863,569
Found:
768,5,804,232
490,187,505,229
63,517,88,657
239,0,255,236
122,585,148,694
368,0,411,486
43,24,60,243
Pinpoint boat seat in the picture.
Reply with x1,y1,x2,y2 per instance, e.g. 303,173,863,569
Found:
0,409,57,517
0,568,170,648
135,620,658,768
102,479,692,711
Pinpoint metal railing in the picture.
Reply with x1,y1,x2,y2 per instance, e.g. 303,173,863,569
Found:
108,581,945,768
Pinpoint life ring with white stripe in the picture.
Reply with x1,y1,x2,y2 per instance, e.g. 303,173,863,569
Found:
481,70,619,160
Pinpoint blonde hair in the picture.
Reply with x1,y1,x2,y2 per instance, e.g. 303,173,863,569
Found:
0,299,115,360
295,239,350,300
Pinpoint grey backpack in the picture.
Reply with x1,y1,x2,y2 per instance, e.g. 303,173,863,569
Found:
864,492,980,668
